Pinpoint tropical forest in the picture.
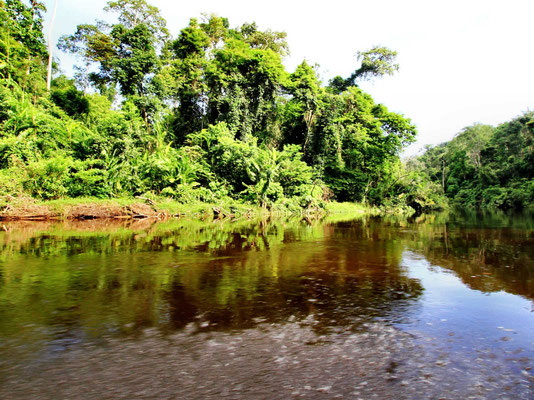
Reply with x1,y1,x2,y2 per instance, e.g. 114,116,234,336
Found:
1,0,533,216
2,1,534,399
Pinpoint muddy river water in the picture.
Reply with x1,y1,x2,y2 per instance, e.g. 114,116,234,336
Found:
0,211,533,399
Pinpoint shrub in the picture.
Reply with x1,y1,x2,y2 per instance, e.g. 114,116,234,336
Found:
23,156,73,199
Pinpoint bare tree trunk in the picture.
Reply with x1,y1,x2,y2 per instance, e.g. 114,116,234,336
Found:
26,1,37,76
442,159,446,191
46,0,59,91
83,62,90,93
6,27,11,81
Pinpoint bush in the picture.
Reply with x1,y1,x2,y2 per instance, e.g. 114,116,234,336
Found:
0,167,25,196
50,87,89,117
68,160,112,198
23,156,73,199
21,156,114,200
182,123,320,207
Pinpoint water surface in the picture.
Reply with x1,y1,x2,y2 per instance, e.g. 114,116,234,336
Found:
0,211,533,399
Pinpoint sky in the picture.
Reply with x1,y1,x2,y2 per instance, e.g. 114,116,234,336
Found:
42,0,534,156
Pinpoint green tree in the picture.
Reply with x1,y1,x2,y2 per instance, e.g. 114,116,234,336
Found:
238,22,289,57
59,1,168,123
313,87,416,203
205,33,287,142
415,113,534,209
282,60,322,156
329,46,399,93
57,22,116,93
104,0,169,44
0,0,47,90
162,17,211,142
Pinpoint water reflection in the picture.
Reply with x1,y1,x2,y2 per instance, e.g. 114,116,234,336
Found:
1,212,532,345
378,212,534,298
0,216,424,343
1,214,533,345
1,212,533,399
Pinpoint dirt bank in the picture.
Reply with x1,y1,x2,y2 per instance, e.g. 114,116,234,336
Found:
0,199,166,221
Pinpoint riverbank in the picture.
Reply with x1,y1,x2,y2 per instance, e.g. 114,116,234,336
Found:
0,196,377,221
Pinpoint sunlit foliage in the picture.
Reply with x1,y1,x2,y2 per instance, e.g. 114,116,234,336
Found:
1,0,420,211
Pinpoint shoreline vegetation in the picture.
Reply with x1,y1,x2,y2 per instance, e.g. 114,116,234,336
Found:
0,0,434,217
0,1,531,217
0,196,378,222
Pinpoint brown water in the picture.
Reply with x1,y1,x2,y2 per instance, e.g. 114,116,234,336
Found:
0,211,533,399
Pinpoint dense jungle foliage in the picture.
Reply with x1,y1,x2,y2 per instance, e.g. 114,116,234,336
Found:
410,114,534,210
3,0,529,213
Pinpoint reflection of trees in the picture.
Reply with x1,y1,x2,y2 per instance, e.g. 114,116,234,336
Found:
160,228,423,333
0,216,423,344
391,213,534,300
2,210,532,352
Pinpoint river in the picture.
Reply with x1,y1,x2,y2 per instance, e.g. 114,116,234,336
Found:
0,210,533,399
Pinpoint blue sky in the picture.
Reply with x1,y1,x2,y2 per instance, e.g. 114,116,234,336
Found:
43,0,534,155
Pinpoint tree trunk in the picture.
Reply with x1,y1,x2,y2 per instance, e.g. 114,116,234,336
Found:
26,1,37,76
303,109,314,152
46,0,59,91
6,27,11,80
442,159,446,191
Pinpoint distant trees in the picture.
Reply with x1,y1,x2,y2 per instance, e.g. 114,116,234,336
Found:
415,114,534,209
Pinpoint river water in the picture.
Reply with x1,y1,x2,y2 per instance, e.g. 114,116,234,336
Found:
0,211,533,399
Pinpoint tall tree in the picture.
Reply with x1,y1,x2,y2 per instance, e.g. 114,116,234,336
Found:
163,17,211,141
108,22,160,123
329,46,399,93
46,0,58,91
58,0,167,122
0,0,47,88
282,60,322,155
104,0,169,44
58,22,116,93
205,32,287,141
313,87,416,202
